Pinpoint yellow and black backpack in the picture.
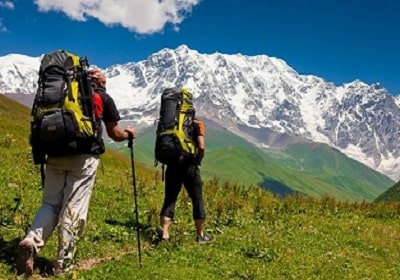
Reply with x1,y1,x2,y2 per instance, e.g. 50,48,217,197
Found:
30,50,103,165
155,87,197,165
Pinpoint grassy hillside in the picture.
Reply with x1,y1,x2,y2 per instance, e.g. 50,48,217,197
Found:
270,142,394,200
1,94,400,279
375,181,400,202
111,124,393,202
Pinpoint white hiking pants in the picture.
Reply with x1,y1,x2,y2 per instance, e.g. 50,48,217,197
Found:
24,154,99,267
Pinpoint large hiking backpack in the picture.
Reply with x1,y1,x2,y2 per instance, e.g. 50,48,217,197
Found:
155,87,197,165
30,50,102,164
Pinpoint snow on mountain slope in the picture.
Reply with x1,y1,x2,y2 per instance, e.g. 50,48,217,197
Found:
0,54,40,94
1,45,399,180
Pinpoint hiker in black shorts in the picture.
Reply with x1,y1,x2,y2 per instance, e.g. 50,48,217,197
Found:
159,118,213,243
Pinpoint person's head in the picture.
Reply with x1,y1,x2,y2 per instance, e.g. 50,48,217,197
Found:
88,68,106,89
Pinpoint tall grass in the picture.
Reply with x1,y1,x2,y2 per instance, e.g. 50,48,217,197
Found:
1,95,400,279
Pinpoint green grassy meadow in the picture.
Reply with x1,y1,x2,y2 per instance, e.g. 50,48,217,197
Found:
112,122,393,202
1,94,400,279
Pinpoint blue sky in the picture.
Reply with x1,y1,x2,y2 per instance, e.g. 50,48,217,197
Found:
0,0,399,94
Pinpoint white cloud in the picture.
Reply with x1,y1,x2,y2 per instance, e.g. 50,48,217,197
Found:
34,0,201,34
0,1,14,33
0,19,9,32
0,1,14,9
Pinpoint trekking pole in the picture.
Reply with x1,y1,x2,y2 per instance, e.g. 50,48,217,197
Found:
126,132,142,267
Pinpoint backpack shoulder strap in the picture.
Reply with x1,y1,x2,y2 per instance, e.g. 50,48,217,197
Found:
93,91,104,120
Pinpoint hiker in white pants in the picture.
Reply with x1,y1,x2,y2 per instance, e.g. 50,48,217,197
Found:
22,154,99,270
17,68,137,277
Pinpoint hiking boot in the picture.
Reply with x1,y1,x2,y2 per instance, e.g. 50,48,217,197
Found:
16,238,36,276
196,235,213,244
53,261,75,276
53,266,65,276
53,263,74,276
156,229,170,242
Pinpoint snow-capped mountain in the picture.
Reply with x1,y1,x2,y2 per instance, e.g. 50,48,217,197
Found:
1,45,400,181
0,54,40,94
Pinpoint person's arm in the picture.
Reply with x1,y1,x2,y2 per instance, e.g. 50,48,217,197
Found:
197,134,205,162
105,121,136,142
194,119,205,163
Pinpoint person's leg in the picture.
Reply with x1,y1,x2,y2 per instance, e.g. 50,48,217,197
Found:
183,164,209,241
17,161,66,275
56,154,99,271
159,216,172,240
159,164,182,239
194,219,205,237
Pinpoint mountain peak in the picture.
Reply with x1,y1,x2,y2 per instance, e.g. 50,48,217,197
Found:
175,44,191,52
0,53,41,66
0,48,399,181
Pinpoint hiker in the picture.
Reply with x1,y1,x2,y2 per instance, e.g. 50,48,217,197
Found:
17,67,137,276
158,112,212,244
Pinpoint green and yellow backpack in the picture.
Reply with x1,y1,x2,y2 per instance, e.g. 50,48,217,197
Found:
30,50,103,164
155,87,197,165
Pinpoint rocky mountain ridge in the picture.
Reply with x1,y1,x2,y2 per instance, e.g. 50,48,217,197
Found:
1,45,399,180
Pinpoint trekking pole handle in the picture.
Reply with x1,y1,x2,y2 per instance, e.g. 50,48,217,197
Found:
125,130,134,148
